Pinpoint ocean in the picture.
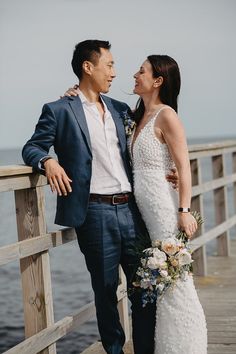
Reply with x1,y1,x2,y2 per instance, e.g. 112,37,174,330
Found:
0,140,235,353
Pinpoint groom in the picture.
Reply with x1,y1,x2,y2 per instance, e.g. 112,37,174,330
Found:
22,40,177,354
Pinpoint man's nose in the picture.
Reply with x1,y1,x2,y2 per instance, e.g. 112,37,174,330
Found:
111,68,116,78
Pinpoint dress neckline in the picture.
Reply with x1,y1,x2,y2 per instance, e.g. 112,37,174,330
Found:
131,106,172,157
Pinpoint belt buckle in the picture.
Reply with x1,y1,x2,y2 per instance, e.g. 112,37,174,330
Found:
112,194,121,205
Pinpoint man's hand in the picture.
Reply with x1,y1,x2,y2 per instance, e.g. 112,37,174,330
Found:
44,159,72,196
166,167,179,189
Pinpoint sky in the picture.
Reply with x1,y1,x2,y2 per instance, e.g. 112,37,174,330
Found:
0,0,236,150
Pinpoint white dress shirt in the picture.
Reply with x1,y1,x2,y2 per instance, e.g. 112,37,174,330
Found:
79,90,131,194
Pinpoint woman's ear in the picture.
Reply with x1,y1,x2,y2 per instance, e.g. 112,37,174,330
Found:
154,76,163,88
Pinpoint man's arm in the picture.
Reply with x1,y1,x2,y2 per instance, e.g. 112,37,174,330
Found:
22,104,72,196
22,104,57,170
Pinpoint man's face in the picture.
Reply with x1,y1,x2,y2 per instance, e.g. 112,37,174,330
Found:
89,48,116,93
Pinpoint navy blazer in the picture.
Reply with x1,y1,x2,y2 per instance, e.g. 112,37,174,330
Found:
22,95,133,227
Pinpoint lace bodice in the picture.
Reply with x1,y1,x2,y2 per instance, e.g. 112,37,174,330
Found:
129,115,175,174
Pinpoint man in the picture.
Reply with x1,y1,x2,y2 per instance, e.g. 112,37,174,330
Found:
23,40,177,354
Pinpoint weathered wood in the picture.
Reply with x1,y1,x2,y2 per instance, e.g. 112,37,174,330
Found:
0,228,77,266
4,302,96,354
190,159,207,276
212,154,230,256
189,146,236,159
192,173,236,196
190,214,236,251
3,280,127,354
233,152,236,214
0,174,47,192
14,187,56,354
0,164,33,177
188,140,236,152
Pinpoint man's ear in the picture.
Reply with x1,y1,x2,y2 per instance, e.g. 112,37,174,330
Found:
153,76,163,88
82,61,93,76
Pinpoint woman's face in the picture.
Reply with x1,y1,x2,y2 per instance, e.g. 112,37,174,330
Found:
133,60,155,95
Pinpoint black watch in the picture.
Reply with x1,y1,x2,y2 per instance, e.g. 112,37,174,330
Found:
41,156,52,168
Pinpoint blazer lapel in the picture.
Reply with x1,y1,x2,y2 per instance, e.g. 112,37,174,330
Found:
69,96,92,155
102,96,127,154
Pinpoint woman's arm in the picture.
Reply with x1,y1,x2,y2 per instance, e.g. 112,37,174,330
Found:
155,108,197,238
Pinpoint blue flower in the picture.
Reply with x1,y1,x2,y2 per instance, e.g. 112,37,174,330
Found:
122,112,136,137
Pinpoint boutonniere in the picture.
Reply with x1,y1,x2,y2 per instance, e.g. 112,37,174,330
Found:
123,112,136,137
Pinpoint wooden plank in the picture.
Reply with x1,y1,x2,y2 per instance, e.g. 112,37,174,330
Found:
212,155,230,256
15,187,56,354
190,215,236,250
0,228,77,266
189,146,236,159
0,164,33,177
0,174,47,192
233,152,236,214
188,140,236,152
190,159,207,275
192,173,236,196
4,302,96,354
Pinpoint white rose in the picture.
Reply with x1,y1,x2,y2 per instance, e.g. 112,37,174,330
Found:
153,248,167,266
160,270,168,278
176,249,193,266
147,256,160,270
161,238,180,255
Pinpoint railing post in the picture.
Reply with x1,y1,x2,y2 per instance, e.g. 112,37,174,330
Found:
190,158,207,276
14,186,56,354
233,152,236,216
212,154,230,256
117,267,130,343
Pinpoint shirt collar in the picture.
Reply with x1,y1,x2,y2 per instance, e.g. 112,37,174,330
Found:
78,89,109,114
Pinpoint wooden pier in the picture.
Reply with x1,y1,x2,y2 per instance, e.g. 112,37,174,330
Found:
0,140,236,354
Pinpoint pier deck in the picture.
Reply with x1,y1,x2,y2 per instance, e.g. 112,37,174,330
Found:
82,238,236,354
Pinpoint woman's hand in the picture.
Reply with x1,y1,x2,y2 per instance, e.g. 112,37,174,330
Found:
178,213,198,239
61,84,79,97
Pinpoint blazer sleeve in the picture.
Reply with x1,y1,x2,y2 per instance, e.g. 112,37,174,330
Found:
22,103,57,172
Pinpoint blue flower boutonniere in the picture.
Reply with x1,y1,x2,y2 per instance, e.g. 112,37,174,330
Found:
123,112,136,137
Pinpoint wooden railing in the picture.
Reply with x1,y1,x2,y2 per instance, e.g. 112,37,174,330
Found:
0,140,236,353
189,140,236,275
0,165,129,354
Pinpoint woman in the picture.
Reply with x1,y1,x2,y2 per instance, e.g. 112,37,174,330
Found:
129,55,207,353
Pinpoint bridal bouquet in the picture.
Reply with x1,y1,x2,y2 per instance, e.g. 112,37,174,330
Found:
132,212,203,307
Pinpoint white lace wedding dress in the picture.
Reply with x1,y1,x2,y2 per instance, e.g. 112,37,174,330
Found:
129,107,207,354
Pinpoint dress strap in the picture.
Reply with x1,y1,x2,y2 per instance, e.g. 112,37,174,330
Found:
154,105,176,121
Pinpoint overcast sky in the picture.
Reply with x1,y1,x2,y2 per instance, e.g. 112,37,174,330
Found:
0,0,235,150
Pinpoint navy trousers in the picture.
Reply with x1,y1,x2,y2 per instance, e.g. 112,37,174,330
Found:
76,197,156,354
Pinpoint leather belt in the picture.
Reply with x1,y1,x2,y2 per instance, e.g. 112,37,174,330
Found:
89,193,132,205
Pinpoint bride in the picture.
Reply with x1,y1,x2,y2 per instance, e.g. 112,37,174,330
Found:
130,55,207,354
